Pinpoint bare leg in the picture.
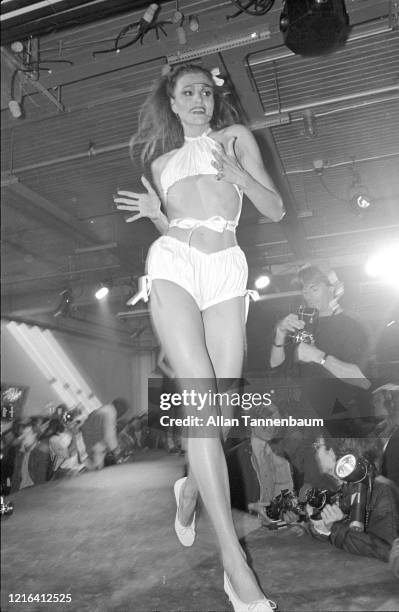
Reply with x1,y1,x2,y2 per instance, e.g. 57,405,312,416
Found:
151,282,265,603
202,298,267,602
179,296,246,525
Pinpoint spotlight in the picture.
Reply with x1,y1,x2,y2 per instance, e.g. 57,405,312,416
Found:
188,15,199,31
8,99,22,119
349,183,372,213
11,41,24,53
53,289,73,318
95,284,109,300
255,275,271,290
280,0,350,56
365,245,399,290
348,165,373,214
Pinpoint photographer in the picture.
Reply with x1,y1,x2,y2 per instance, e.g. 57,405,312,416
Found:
372,384,399,487
303,436,399,563
270,265,371,486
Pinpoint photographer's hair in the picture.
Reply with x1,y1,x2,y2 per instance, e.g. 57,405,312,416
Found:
294,264,330,290
130,63,240,164
372,384,399,422
323,436,383,472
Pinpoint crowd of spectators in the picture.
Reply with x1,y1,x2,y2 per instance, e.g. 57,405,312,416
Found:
0,397,176,496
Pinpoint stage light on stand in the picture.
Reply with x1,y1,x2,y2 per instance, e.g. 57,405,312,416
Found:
95,284,109,300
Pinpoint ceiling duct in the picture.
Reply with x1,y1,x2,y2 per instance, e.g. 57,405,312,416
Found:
280,0,350,56
0,0,170,44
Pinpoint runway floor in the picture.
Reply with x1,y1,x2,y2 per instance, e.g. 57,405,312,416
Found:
2,450,398,612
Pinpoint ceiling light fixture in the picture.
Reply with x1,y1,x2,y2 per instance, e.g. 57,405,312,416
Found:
255,275,271,290
95,284,110,300
349,164,373,213
280,0,350,56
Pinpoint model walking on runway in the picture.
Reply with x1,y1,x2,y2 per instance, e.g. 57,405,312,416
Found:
115,63,285,611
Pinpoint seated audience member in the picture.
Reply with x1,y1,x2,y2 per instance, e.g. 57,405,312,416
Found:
46,413,85,477
1,420,20,495
124,417,151,451
11,419,52,491
111,397,130,433
73,403,120,469
291,435,399,563
372,384,399,487
249,403,294,522
390,538,399,578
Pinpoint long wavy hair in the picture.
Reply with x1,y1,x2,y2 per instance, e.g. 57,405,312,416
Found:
130,63,240,164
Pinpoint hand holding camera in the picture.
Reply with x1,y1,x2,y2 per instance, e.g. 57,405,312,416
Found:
275,313,305,343
275,307,319,347
319,503,345,530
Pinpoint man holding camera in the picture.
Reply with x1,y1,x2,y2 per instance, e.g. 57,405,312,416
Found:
270,265,371,486
271,265,370,418
285,436,399,566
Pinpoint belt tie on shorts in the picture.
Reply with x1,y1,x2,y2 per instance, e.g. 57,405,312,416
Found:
169,216,237,246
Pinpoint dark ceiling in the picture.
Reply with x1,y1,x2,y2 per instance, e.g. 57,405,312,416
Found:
1,0,399,351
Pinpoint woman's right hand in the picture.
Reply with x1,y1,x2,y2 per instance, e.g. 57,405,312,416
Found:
113,176,161,223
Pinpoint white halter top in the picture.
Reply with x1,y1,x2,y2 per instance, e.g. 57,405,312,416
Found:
160,130,242,235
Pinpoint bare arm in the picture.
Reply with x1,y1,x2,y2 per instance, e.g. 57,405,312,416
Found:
113,159,169,235
296,342,371,390
212,125,285,222
270,314,304,368
150,159,170,235
270,313,370,389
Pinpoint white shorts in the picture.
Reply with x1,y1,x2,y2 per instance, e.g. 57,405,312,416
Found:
146,236,248,311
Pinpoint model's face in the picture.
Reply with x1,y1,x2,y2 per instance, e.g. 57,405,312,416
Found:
170,72,214,130
302,281,332,314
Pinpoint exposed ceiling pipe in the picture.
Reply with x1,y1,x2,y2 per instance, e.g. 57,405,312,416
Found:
1,264,121,285
6,141,129,174
1,0,171,44
264,85,399,117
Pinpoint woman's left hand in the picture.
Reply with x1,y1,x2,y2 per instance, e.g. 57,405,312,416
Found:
211,137,247,186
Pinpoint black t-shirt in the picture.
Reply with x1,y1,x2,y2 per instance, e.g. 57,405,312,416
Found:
286,313,370,430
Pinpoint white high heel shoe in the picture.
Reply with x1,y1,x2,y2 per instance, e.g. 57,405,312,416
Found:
223,572,277,612
173,477,196,547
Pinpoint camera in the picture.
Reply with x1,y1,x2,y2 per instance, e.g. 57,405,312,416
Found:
265,489,302,521
0,496,14,517
305,487,342,520
287,306,319,344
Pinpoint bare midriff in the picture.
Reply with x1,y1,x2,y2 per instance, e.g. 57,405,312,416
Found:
165,174,241,253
